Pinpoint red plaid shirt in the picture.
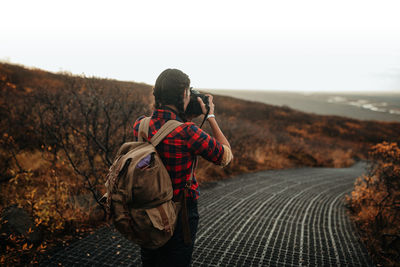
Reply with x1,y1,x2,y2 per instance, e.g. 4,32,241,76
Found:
133,108,225,200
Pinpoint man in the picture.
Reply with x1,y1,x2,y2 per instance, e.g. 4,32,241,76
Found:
133,68,232,266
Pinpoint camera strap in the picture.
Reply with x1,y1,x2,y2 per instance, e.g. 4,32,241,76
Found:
199,109,209,128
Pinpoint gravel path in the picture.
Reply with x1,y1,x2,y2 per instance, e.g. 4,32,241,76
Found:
42,161,374,266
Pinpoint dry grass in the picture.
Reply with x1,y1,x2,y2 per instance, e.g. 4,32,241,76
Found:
1,62,400,264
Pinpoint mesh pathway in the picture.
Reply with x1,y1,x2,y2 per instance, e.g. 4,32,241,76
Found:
42,161,374,266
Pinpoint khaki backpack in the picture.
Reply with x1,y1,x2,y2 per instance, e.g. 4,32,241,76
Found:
103,117,188,249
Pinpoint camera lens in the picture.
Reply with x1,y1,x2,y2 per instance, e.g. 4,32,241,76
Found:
185,89,209,116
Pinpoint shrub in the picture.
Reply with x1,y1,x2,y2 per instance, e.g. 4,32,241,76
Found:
346,142,400,266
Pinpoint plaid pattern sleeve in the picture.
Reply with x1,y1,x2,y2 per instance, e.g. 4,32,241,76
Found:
184,122,225,165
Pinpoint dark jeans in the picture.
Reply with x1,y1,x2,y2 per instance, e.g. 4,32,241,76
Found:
141,199,199,267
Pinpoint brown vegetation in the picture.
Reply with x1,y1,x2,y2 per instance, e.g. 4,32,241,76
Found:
0,62,399,264
0,63,150,264
346,142,400,266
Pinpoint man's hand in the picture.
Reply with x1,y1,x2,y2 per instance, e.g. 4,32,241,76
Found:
197,94,215,115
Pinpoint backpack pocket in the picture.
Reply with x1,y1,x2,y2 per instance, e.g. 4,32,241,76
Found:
145,200,180,234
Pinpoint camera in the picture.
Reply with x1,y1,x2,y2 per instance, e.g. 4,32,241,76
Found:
185,89,209,116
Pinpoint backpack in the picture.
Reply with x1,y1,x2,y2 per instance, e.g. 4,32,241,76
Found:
103,117,186,249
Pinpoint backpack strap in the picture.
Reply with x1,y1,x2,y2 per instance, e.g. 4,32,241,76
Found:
150,120,183,147
138,117,151,142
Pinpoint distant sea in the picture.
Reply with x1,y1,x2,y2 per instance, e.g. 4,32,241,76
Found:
207,89,400,123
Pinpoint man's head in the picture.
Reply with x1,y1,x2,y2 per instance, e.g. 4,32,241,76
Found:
153,69,191,113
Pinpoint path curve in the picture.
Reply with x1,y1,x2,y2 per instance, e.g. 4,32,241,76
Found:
42,161,374,266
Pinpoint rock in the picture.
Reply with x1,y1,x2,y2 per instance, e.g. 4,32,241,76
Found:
69,194,97,211
89,204,106,223
0,205,42,245
68,194,106,222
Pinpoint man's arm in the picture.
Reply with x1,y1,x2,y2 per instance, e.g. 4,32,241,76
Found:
197,94,233,166
197,94,231,149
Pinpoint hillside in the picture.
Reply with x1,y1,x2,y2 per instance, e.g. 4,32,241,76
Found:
1,62,400,264
208,89,400,123
1,62,400,181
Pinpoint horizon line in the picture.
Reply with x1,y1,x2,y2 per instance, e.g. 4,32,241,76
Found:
2,60,399,95
202,88,400,94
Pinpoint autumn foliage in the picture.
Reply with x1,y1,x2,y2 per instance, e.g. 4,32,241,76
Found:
0,164,87,264
0,62,400,264
347,142,400,266
0,64,149,264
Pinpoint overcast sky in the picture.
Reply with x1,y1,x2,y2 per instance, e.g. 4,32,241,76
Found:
1,0,400,92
